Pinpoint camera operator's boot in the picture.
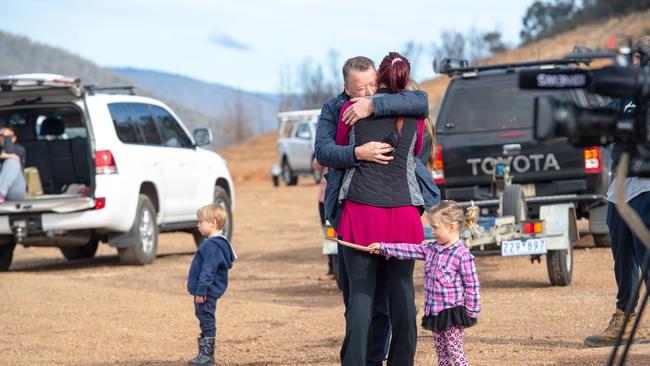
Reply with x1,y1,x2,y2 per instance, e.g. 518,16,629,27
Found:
188,337,215,366
584,309,638,347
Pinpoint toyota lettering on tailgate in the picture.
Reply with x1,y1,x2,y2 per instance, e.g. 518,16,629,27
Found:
466,154,560,176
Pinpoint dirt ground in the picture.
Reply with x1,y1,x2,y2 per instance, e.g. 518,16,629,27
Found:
3,135,650,365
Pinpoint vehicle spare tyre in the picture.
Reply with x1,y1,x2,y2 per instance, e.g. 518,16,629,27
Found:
502,184,527,223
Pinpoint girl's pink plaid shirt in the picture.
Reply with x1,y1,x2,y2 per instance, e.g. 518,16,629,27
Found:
379,239,480,318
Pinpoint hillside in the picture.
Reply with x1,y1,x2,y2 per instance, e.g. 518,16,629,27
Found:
420,8,650,114
219,131,278,184
113,68,279,134
0,31,277,149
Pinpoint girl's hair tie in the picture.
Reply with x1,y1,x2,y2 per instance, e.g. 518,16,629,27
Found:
391,58,403,65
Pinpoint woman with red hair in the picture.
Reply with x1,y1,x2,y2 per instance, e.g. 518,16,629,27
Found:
335,52,434,366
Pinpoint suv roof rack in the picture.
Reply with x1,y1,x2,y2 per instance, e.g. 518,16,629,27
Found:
85,85,136,96
435,57,593,77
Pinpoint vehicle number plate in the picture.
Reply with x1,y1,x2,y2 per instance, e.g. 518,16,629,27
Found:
501,238,547,256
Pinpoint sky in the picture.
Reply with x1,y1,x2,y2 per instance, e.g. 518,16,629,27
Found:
1,0,537,94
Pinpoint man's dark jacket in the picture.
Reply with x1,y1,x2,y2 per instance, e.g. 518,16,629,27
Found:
315,90,440,230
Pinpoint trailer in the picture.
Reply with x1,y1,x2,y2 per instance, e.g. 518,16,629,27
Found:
425,184,579,286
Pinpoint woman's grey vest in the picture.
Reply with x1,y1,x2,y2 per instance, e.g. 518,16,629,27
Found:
339,115,424,208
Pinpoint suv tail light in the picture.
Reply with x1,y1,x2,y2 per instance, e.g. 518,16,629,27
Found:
96,150,118,174
584,147,602,173
95,197,106,210
433,144,445,184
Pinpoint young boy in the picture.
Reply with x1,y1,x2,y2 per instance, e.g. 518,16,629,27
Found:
187,204,236,366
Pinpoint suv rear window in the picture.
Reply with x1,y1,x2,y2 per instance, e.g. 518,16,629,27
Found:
108,103,140,144
0,106,87,141
108,103,165,146
438,74,572,134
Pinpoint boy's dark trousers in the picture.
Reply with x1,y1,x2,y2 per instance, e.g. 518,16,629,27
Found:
338,244,391,366
607,192,650,311
340,245,416,366
195,296,218,338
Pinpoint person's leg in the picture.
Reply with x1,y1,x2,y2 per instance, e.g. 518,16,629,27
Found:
445,326,468,366
319,202,326,226
432,330,451,366
190,297,217,365
201,297,217,338
608,201,638,311
340,246,378,366
385,258,417,366
327,254,335,275
320,203,335,278
585,202,639,347
367,260,391,366
338,244,350,307
0,159,26,201
628,192,650,300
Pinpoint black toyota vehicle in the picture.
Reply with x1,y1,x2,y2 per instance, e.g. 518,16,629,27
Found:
433,59,612,246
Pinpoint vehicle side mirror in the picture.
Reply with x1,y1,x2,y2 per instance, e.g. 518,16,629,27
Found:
193,128,213,146
298,131,312,140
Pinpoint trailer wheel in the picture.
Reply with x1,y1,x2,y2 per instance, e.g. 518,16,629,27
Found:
547,240,573,286
502,184,527,223
593,234,611,247
0,239,16,272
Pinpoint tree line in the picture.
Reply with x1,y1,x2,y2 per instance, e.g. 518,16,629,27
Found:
520,0,650,44
279,28,509,111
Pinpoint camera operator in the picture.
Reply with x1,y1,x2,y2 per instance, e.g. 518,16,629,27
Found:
584,35,650,348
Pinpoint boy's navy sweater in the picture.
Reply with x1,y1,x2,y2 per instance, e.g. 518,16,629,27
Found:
187,235,236,299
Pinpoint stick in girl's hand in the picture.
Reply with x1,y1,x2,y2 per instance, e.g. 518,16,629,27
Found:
328,238,372,252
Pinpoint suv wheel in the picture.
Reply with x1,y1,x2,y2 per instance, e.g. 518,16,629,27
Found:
593,233,611,247
502,184,527,223
214,186,233,242
118,194,158,265
282,159,298,186
312,168,323,184
60,238,99,260
547,240,573,286
0,239,16,272
192,186,233,246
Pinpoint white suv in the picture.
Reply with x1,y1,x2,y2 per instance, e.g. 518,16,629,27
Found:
0,74,234,270
273,109,321,186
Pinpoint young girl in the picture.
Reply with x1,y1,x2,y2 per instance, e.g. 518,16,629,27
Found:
368,200,481,366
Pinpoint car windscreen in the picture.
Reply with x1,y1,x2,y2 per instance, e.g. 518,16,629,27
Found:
437,74,574,134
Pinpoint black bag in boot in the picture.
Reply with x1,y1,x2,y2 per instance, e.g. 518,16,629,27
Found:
188,337,215,366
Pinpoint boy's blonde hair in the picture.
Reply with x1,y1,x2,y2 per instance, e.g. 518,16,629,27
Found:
196,204,227,230
429,200,479,234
